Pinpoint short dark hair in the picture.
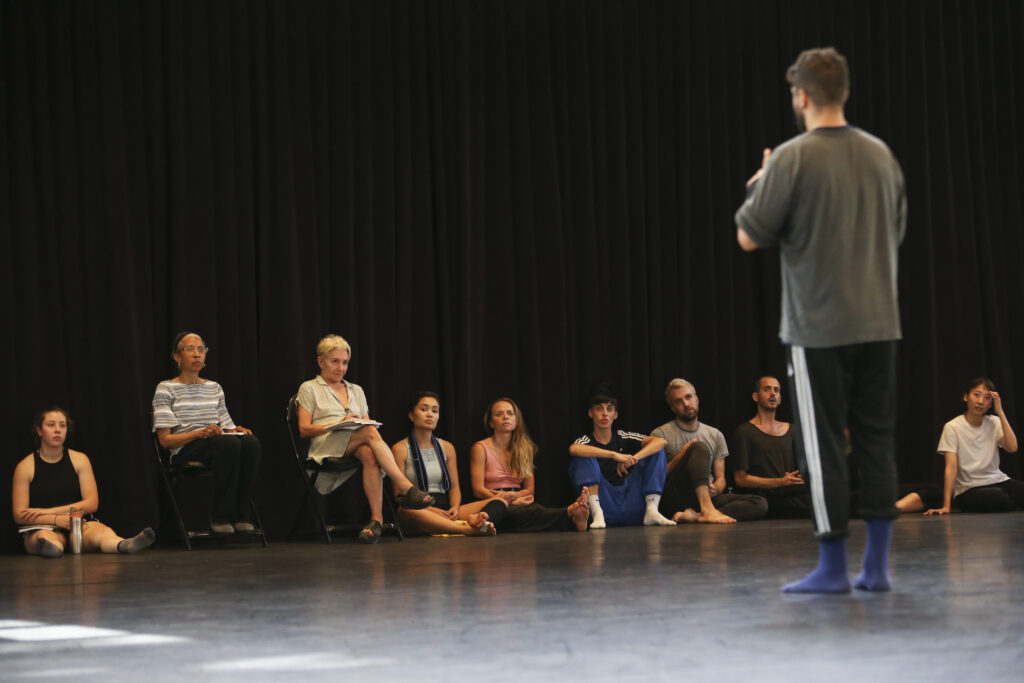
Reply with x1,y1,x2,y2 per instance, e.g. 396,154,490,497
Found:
753,375,780,393
786,47,849,107
965,377,996,395
408,390,441,413
33,406,73,447
588,382,618,408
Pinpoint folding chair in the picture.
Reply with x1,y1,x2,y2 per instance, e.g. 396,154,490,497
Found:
285,394,403,542
152,432,267,549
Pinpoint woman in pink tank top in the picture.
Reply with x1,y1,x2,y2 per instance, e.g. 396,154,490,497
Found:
470,398,590,532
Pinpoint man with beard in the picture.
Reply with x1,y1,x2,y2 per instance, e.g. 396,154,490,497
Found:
651,379,767,523
735,47,906,593
732,376,811,518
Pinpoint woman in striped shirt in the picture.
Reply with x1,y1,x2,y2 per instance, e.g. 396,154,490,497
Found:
152,332,261,535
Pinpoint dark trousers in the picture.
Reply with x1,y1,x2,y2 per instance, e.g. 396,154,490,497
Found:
476,492,573,532
499,503,573,533
175,434,261,523
956,479,1024,512
787,341,899,540
660,442,767,521
659,441,713,516
737,485,812,519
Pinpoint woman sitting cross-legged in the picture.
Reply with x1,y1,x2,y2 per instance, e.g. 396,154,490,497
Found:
296,335,435,544
471,397,590,533
389,391,504,538
13,407,155,558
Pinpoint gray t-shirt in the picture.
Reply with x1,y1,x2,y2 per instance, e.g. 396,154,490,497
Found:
651,420,728,485
735,126,906,348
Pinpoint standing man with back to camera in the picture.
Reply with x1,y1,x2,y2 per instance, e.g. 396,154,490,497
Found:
734,47,907,593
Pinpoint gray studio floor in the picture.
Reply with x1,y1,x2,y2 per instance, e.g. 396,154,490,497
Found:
1,513,1022,682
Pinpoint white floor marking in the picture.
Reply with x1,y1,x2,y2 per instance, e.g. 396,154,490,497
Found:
0,624,127,641
200,652,391,672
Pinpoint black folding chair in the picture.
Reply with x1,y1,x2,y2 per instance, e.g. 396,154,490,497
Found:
152,432,267,549
285,394,403,542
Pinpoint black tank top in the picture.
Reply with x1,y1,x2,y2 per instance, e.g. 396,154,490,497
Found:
29,449,82,509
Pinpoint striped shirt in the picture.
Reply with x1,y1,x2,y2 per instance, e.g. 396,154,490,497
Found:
152,380,236,455
573,430,648,485
573,430,648,453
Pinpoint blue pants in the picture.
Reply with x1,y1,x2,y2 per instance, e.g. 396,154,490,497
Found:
568,450,666,526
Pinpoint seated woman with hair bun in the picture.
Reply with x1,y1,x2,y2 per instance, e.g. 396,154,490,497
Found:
296,335,434,544
13,407,155,557
152,331,262,535
389,391,503,537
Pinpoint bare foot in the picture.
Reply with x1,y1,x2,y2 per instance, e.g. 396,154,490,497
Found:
467,512,497,536
698,509,736,524
672,508,700,523
568,500,590,531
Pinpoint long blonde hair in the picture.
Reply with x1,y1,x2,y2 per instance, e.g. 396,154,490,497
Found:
484,397,536,480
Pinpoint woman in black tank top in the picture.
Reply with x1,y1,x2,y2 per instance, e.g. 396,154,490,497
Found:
12,407,155,558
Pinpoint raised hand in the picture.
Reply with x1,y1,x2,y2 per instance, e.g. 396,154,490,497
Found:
746,147,773,186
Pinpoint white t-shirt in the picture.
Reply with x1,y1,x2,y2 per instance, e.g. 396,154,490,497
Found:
936,414,1008,497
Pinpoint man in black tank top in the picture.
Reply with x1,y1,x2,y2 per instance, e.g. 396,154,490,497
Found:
731,377,811,518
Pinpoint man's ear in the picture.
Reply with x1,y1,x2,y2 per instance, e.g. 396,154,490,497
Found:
796,88,809,109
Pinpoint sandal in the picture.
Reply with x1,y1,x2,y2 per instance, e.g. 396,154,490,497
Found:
358,520,382,544
395,485,434,510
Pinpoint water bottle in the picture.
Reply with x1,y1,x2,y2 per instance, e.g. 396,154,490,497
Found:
69,507,83,554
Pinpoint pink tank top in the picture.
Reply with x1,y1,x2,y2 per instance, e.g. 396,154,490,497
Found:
479,440,523,490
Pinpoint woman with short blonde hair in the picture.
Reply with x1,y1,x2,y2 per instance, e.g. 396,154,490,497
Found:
296,334,434,543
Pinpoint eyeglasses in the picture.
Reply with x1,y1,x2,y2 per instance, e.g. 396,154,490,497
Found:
178,345,210,354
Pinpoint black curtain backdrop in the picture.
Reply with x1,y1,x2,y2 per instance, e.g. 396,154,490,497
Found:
3,0,1023,552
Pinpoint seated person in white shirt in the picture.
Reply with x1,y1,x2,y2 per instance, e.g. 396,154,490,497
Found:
925,377,1021,515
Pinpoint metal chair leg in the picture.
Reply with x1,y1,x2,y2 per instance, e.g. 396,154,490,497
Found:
159,468,192,550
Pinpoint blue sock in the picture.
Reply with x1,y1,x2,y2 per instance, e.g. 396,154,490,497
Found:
781,538,850,594
853,518,893,591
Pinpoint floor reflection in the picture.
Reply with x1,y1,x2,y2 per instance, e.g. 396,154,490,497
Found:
1,514,1022,681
